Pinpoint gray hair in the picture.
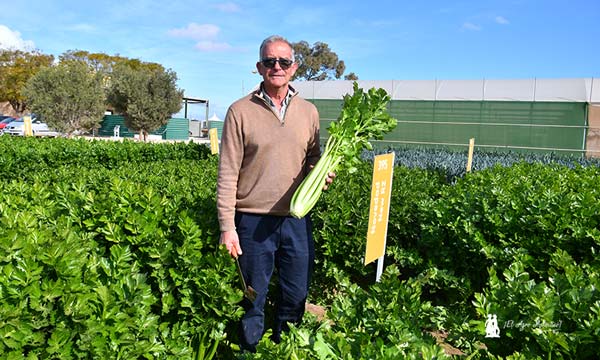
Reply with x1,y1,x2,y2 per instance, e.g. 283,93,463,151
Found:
259,35,295,62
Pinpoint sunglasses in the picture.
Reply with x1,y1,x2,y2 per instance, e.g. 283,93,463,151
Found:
260,57,294,70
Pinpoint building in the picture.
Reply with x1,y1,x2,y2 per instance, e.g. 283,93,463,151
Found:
292,78,600,157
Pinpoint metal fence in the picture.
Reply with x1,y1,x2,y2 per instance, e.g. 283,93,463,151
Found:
312,99,589,156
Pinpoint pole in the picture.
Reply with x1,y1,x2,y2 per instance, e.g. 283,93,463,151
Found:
466,138,475,172
376,255,385,283
205,100,209,124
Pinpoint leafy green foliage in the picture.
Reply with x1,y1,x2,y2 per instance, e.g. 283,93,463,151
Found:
327,83,398,171
0,136,210,180
59,49,166,76
290,83,397,218
367,146,600,182
2,137,599,358
106,63,183,139
23,60,106,134
310,157,600,358
311,161,445,296
250,267,450,359
471,249,600,358
291,41,351,81
0,140,240,358
428,163,600,358
419,163,600,292
0,49,54,113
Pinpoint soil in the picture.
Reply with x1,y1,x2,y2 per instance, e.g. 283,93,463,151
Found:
428,330,466,356
305,302,327,321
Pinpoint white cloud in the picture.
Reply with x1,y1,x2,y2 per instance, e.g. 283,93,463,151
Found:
495,16,510,25
168,23,220,40
462,22,481,31
194,41,232,51
168,22,235,52
212,2,241,12
0,25,35,51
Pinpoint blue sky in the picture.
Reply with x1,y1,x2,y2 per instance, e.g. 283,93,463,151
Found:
1,0,599,119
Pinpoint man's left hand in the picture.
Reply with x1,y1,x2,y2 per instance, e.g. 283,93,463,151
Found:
323,172,336,190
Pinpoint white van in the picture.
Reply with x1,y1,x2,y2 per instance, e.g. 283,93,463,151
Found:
4,115,60,137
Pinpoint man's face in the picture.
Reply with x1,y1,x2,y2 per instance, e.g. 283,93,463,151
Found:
256,41,298,90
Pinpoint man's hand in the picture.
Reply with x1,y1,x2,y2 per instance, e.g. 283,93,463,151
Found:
309,164,336,191
220,230,243,258
323,171,336,191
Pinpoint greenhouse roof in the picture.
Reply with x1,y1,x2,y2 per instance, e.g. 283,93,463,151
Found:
291,78,600,103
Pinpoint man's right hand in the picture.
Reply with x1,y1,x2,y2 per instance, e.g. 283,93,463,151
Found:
220,230,243,258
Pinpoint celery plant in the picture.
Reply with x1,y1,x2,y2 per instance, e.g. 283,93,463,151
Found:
290,82,397,218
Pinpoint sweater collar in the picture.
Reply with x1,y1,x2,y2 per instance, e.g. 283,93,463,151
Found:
255,83,297,105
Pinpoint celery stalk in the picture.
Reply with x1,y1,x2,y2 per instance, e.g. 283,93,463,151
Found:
289,82,397,218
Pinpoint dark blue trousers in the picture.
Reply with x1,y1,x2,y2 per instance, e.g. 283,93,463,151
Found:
235,211,314,352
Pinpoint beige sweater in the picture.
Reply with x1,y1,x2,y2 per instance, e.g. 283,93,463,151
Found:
217,88,321,231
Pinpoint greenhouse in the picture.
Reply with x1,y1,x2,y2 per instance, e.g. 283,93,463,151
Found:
292,78,600,157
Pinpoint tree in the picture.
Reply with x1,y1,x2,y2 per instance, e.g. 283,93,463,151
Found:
60,50,165,75
60,50,166,101
23,61,106,135
107,64,183,141
291,41,357,81
0,50,54,113
344,72,359,80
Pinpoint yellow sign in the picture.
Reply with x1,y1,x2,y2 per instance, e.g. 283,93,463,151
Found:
209,128,219,154
23,115,33,136
466,138,475,173
364,152,395,265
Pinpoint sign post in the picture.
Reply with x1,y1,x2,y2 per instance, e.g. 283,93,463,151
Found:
364,152,395,282
466,138,475,173
209,128,219,155
23,115,33,137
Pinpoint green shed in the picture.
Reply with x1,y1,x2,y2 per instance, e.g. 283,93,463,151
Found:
162,117,188,140
99,115,189,140
99,115,134,137
208,120,224,140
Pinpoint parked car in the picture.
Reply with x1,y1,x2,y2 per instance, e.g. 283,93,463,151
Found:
3,115,60,137
0,116,16,132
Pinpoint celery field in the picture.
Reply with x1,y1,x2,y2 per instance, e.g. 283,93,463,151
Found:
1,136,599,359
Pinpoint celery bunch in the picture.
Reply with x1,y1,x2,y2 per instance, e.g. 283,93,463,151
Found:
290,82,397,218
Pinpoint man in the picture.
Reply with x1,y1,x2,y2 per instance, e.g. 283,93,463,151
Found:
217,35,332,351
